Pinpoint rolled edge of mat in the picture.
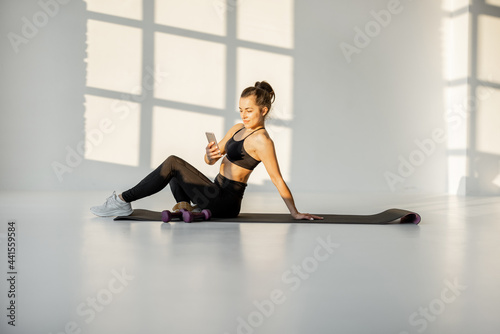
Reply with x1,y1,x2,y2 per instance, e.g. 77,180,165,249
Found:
400,212,421,224
384,208,421,225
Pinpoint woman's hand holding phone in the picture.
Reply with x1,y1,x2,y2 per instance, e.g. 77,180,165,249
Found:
205,132,222,163
206,142,222,161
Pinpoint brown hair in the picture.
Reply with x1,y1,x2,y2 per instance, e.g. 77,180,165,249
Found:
240,81,275,117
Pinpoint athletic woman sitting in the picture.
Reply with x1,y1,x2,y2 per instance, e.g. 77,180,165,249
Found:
91,81,323,221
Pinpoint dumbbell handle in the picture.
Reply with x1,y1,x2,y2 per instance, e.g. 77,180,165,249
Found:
182,209,212,223
161,209,184,222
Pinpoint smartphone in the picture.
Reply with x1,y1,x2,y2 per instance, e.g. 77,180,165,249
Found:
205,132,219,149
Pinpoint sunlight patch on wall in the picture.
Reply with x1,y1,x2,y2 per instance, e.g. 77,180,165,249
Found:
84,95,141,166
476,86,500,155
441,14,469,81
151,107,224,178
85,0,143,20
444,85,468,151
155,0,226,36
441,0,470,12
444,84,467,193
441,3,470,194
477,15,500,85
154,33,226,109
237,0,294,49
86,20,142,93
486,0,500,7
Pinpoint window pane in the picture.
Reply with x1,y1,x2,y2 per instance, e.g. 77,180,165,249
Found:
155,0,226,36
441,0,470,12
155,33,226,109
86,20,142,93
476,86,500,155
444,84,468,150
478,15,500,84
486,0,500,7
237,0,293,49
442,14,469,81
84,95,141,166
85,0,143,20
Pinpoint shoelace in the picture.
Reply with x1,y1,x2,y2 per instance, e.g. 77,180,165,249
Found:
104,193,115,206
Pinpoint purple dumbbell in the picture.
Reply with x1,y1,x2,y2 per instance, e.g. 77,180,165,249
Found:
182,209,212,223
161,209,186,223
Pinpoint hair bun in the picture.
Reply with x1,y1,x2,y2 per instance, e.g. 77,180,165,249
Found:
254,81,275,103
240,80,276,119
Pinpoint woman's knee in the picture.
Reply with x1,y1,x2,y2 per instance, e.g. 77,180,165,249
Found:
162,155,184,169
160,155,183,177
164,155,181,164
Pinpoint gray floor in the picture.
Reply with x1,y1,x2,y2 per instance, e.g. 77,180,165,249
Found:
1,190,499,334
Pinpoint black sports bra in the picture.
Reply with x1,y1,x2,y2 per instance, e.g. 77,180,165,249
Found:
225,127,265,170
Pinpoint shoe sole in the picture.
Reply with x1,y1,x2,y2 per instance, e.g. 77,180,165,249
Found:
90,208,133,217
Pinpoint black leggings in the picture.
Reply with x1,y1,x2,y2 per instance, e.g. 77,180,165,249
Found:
121,155,246,218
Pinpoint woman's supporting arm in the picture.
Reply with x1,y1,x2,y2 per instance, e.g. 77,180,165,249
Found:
257,135,323,220
272,177,299,217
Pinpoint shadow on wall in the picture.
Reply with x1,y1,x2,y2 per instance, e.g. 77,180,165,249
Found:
47,0,456,194
79,0,296,192
459,154,500,195
82,0,461,194
453,0,500,195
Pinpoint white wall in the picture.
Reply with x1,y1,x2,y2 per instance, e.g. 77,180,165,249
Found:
0,0,454,194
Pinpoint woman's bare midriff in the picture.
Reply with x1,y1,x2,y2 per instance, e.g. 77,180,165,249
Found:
220,157,253,184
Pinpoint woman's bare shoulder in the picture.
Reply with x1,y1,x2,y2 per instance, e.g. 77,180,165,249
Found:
232,123,245,131
251,128,273,148
257,127,272,140
222,123,244,138
250,129,275,161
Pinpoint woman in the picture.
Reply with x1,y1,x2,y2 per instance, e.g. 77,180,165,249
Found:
91,81,323,221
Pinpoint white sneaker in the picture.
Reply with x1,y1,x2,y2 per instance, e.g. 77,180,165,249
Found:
90,191,133,217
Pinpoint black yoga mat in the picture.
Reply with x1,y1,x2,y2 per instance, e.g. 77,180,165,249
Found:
114,208,421,224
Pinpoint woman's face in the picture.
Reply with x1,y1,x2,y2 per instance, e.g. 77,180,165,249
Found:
239,95,267,129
